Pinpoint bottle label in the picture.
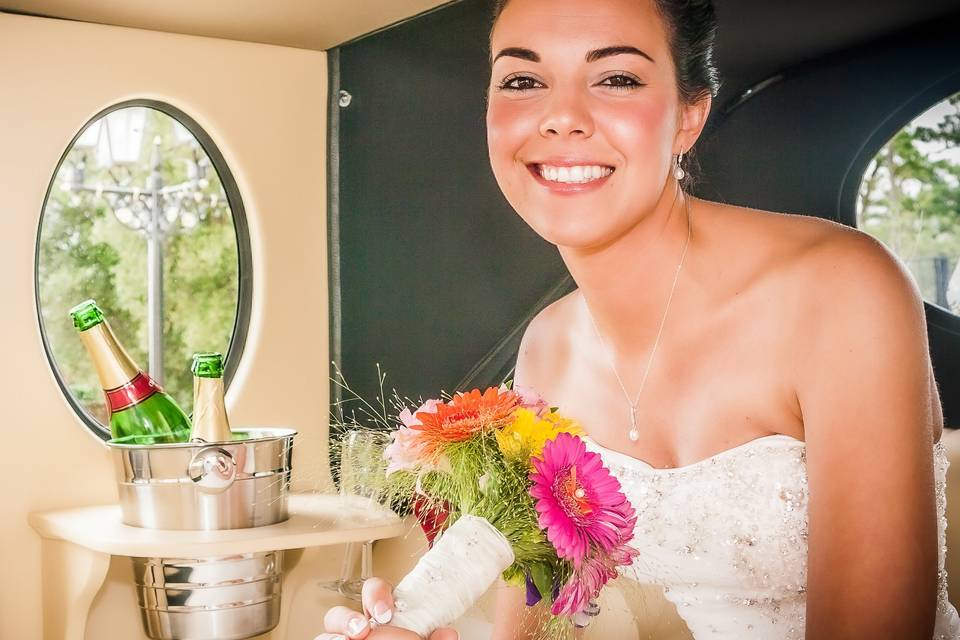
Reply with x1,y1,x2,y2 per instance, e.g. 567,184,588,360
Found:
106,373,160,412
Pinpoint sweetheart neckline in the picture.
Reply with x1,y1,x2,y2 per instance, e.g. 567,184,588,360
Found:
583,434,947,474
581,433,805,474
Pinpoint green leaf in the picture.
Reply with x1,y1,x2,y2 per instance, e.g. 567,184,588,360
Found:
502,563,525,588
530,562,554,603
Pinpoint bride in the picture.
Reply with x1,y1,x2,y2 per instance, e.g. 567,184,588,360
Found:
321,0,959,637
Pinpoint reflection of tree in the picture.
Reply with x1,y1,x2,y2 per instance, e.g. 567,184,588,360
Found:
38,110,239,421
857,93,960,313
38,199,139,424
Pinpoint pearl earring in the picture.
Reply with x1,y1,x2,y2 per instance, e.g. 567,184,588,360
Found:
674,150,686,181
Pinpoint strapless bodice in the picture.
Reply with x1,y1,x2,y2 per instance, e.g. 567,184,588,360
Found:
582,434,960,639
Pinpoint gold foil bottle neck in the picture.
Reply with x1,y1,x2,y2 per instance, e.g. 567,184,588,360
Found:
191,376,232,443
78,322,141,390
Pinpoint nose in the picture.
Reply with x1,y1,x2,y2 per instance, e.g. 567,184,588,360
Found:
538,87,594,139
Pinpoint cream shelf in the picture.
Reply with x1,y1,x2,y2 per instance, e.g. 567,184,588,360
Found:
29,492,404,557
28,492,405,640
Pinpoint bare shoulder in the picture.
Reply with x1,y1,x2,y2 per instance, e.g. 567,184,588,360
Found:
782,211,923,317
752,205,941,440
513,289,580,392
717,202,940,440
706,199,928,346
705,200,914,296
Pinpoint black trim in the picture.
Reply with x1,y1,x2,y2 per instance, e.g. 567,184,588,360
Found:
836,70,960,336
34,98,253,441
327,50,344,426
838,69,960,227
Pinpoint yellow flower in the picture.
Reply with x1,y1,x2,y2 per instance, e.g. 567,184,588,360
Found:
496,408,582,462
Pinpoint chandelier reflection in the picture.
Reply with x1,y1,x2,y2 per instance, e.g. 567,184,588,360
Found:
62,107,230,384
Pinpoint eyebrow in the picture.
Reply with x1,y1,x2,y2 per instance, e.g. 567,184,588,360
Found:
492,45,654,64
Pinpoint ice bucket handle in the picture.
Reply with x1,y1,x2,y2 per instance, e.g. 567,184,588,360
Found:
188,447,237,494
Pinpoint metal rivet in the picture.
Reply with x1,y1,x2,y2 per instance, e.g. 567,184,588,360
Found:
339,90,352,108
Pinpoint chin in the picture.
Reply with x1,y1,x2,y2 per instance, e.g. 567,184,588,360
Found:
518,210,625,250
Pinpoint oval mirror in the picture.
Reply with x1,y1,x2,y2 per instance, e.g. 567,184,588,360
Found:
36,101,250,438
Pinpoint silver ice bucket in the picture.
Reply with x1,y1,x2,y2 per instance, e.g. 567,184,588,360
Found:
132,551,283,640
107,427,296,640
107,427,296,530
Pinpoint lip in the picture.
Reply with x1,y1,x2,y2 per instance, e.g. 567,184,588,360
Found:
526,162,615,195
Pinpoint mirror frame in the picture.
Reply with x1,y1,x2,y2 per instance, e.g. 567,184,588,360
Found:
33,98,253,441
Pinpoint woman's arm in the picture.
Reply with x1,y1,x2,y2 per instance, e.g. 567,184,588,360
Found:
795,232,940,639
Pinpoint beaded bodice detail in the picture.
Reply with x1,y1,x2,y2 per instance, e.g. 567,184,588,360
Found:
583,434,960,639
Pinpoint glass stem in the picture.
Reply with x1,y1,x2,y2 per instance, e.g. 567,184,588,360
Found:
340,541,359,583
360,540,374,580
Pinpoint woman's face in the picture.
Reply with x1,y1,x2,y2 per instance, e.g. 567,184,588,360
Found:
486,0,692,249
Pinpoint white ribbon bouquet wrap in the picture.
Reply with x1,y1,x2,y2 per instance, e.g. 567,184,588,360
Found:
389,514,515,636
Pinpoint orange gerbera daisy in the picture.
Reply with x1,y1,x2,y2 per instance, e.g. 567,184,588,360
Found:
412,386,521,453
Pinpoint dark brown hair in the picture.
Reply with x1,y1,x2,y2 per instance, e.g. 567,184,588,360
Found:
490,0,720,105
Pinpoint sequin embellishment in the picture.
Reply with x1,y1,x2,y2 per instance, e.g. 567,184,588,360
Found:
583,436,960,639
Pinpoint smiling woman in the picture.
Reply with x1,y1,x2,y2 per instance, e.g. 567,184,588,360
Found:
484,0,712,251
321,0,960,639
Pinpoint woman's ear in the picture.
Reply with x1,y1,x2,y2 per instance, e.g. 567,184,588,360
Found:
675,93,713,153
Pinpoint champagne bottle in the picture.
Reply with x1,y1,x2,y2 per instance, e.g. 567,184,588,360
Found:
69,299,191,444
190,352,233,443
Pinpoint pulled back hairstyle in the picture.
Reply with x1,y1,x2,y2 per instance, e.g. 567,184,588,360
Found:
490,0,720,104
489,0,721,188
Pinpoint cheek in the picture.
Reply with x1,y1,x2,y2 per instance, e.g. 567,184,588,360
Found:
602,99,675,163
486,99,537,163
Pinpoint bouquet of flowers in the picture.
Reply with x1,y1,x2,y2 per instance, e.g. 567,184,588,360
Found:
380,383,639,639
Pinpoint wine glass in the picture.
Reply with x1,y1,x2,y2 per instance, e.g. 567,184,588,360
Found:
320,429,392,600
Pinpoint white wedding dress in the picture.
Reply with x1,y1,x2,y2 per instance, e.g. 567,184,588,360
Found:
582,434,960,639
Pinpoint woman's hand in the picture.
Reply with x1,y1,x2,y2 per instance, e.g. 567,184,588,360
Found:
317,577,459,640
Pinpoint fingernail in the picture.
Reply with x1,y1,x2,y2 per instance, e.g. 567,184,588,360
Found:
346,616,368,636
373,601,393,624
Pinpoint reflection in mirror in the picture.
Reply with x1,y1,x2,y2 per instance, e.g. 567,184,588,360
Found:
37,104,243,434
857,91,960,315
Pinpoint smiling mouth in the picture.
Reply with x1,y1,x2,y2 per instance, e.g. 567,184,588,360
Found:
529,163,615,184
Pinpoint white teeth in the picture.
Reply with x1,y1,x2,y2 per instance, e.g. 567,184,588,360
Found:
538,164,613,184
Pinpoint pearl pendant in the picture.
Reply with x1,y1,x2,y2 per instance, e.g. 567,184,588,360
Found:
628,428,640,442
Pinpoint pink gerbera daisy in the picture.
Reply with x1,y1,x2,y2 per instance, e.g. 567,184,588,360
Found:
551,541,639,616
529,432,637,567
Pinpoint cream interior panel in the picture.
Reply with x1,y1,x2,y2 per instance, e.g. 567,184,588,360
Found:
0,0,452,50
0,12,331,639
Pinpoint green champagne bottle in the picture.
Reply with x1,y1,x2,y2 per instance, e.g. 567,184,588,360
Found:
190,352,234,443
69,300,191,444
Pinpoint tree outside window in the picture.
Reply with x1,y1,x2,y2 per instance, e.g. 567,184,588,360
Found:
858,92,960,315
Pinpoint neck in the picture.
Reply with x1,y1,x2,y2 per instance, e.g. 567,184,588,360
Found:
559,180,695,357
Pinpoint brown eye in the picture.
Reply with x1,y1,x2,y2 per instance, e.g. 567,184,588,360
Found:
599,74,644,90
497,75,545,92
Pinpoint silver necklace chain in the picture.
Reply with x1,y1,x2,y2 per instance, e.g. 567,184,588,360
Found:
584,193,692,442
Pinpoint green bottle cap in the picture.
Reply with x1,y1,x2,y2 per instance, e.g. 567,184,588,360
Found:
191,352,225,378
69,299,105,331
